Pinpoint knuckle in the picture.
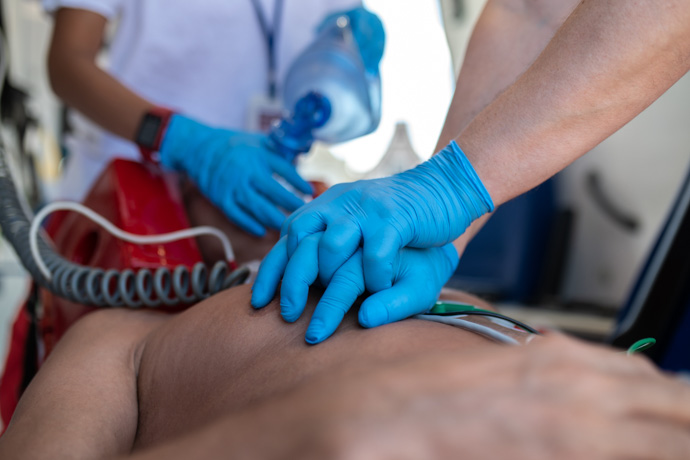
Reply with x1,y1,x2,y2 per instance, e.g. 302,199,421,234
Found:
296,272,314,287
235,186,250,204
332,276,364,296
318,297,349,315
285,270,309,288
321,233,345,253
287,218,304,236
336,268,364,290
370,244,397,263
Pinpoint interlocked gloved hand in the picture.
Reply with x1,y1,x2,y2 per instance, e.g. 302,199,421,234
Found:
252,140,493,306
251,234,459,344
159,114,313,237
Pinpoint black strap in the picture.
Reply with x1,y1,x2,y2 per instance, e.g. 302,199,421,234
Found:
249,0,285,99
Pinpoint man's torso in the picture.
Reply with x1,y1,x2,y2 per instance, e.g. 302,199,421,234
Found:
133,284,497,449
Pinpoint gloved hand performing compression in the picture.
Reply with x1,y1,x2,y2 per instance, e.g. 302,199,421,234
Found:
159,115,313,236
257,140,493,289
250,140,494,342
251,235,459,344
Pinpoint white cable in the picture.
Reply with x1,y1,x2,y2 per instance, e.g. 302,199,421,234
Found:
414,314,520,345
30,200,235,281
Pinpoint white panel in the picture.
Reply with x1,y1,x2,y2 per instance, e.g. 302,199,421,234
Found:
560,72,690,306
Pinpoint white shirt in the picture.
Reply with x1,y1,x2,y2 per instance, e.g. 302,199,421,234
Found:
43,0,360,200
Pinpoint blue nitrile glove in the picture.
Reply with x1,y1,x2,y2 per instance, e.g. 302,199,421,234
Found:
319,6,385,73
159,115,313,237
252,140,493,302
251,234,459,344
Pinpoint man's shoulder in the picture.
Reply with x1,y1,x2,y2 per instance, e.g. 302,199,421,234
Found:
59,309,169,369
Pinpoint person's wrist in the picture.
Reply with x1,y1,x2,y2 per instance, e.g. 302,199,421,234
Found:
414,141,495,236
135,107,175,163
156,114,212,171
436,140,494,212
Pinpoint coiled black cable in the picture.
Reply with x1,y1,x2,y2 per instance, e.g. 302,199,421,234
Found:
0,141,249,308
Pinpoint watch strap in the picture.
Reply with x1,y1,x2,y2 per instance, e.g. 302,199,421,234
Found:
136,107,174,163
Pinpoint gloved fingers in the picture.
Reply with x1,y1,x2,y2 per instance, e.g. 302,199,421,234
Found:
255,176,306,213
220,197,266,237
280,201,313,237
285,212,329,257
251,237,290,308
317,216,362,285
206,162,236,204
358,275,434,329
280,233,322,322
280,182,352,237
237,186,287,231
305,250,365,344
362,227,404,292
266,154,314,196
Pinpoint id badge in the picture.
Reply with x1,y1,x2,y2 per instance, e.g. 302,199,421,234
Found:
246,93,285,132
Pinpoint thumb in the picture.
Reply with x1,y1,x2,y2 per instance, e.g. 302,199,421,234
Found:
358,277,434,329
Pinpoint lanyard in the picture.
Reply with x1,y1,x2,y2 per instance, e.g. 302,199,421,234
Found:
249,0,284,99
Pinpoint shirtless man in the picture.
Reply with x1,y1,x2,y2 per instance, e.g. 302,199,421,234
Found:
1,177,690,459
2,272,690,460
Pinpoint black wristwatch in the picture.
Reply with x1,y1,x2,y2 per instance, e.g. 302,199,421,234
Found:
135,107,174,163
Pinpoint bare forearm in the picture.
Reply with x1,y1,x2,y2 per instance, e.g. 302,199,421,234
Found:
436,0,578,151
49,55,153,141
48,8,153,142
438,0,578,255
458,0,690,206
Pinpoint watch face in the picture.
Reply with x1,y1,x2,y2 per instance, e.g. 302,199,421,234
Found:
137,114,163,148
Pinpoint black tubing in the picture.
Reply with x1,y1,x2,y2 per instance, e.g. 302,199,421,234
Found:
0,141,249,308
